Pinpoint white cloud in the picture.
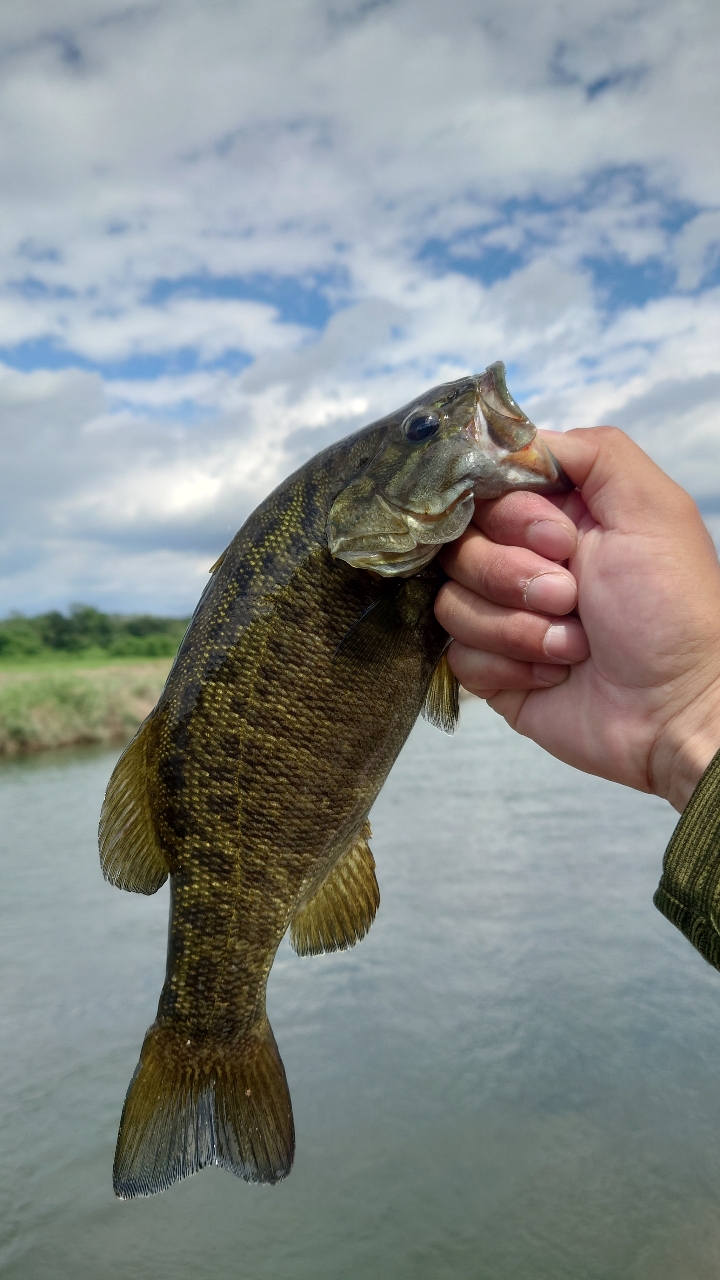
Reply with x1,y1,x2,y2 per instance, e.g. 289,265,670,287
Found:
0,0,719,613
674,211,720,291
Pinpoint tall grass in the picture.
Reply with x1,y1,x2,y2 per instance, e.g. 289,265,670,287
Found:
0,661,171,756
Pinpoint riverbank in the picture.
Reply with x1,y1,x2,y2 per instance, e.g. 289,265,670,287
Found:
0,655,477,758
0,658,172,757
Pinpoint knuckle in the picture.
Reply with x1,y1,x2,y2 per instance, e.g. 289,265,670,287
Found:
500,611,540,656
593,424,624,441
478,544,508,594
436,582,477,636
481,545,529,604
434,582,458,628
591,424,633,453
676,488,701,521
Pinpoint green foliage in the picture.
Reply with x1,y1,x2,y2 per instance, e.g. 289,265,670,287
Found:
0,664,171,755
0,605,189,663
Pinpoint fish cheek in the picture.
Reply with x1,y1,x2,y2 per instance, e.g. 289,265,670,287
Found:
328,478,413,557
378,436,469,520
328,433,477,576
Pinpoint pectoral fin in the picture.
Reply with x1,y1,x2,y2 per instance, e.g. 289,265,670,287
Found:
290,821,380,956
333,594,415,678
99,718,169,894
422,650,460,734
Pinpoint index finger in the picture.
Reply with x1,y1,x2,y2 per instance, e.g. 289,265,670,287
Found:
473,489,579,562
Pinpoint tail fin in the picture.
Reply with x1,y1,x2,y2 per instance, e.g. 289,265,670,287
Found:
113,1019,294,1198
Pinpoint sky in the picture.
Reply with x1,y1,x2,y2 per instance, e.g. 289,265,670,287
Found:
1,0,720,617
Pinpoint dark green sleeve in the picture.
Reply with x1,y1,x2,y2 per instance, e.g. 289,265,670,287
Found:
654,749,720,970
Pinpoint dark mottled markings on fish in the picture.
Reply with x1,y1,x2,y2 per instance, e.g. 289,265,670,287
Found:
98,361,570,1197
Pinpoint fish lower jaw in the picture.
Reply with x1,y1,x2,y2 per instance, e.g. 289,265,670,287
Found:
333,543,439,577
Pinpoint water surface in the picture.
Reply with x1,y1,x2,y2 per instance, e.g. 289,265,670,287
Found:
1,701,719,1279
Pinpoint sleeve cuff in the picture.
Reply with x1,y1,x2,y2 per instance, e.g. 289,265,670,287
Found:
654,747,720,971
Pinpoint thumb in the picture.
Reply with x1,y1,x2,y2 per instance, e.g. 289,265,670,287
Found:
539,426,696,533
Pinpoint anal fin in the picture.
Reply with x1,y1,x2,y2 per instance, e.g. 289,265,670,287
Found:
99,718,169,894
422,650,459,734
291,821,380,956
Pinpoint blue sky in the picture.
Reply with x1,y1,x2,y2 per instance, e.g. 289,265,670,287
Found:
1,0,720,615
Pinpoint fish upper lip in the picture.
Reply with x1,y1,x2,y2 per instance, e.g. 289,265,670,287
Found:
386,486,474,524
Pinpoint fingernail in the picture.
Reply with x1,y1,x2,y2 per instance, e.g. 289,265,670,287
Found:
524,573,576,615
527,519,574,561
544,621,588,661
532,662,569,686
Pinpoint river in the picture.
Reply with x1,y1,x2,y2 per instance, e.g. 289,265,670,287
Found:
2,698,720,1279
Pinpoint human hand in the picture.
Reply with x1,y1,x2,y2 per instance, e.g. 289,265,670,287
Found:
435,427,720,812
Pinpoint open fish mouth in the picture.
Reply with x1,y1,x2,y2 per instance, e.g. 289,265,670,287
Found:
328,361,573,579
468,361,536,452
464,362,572,496
484,435,572,495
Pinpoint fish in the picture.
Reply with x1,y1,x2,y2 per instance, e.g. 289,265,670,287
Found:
99,360,570,1198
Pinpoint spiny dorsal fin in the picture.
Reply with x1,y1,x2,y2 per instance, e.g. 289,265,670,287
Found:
422,650,460,734
208,547,228,574
99,718,169,894
290,821,380,956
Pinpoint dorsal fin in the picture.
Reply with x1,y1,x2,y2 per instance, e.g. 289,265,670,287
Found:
290,821,380,956
99,718,169,894
422,650,460,734
208,548,228,574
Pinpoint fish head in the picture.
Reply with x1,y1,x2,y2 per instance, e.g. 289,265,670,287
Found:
328,360,571,577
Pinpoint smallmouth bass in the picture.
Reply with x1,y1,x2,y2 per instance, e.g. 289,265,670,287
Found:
99,361,569,1197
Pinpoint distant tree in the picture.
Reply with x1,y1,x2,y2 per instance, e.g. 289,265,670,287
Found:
0,606,189,661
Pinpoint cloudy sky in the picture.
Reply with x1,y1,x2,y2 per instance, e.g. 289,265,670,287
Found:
1,0,719,616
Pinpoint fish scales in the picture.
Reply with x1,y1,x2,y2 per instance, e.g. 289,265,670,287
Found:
99,361,571,1196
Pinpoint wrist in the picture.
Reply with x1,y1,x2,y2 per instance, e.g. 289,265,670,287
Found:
650,679,720,812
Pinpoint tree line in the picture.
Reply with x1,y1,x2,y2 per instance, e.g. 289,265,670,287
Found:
0,605,190,660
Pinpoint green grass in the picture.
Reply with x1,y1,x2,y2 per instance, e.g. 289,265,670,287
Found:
0,659,172,756
0,647,176,672
0,605,188,753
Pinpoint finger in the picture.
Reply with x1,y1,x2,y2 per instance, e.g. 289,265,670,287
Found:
436,581,590,664
447,640,570,695
472,489,578,561
486,688,530,727
439,525,578,615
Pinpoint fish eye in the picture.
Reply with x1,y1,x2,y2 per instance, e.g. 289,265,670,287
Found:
403,410,441,442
